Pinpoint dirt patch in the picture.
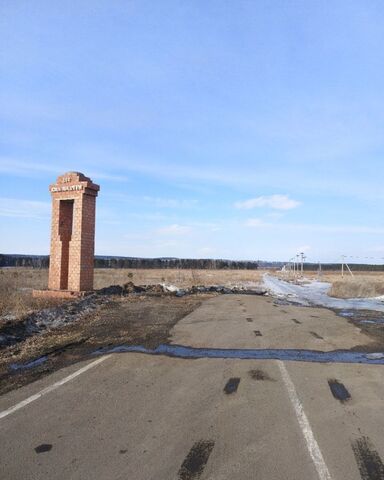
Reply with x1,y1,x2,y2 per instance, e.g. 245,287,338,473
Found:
0,294,209,396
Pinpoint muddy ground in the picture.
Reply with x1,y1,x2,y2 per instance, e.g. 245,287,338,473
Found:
0,294,211,396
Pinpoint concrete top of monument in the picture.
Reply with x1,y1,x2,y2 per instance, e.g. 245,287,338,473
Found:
49,172,100,194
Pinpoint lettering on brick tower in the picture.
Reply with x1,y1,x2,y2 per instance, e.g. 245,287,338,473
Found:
48,172,100,292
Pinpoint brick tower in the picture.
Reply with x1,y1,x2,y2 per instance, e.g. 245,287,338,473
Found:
44,172,99,296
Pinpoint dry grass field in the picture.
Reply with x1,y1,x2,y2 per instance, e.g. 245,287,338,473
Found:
328,275,384,299
2,267,384,318
93,268,264,289
282,270,384,299
0,268,264,319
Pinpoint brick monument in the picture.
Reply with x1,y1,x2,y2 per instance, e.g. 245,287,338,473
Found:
33,172,100,298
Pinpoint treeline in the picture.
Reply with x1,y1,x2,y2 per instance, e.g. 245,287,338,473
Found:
94,256,259,269
2,254,384,271
0,254,259,270
303,263,384,272
0,255,49,268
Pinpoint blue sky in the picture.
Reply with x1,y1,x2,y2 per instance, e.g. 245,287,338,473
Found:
1,0,384,262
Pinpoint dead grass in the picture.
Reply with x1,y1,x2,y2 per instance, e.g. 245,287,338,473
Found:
305,270,384,284
0,268,61,320
277,269,384,299
0,267,264,319
93,268,264,289
302,271,384,299
329,276,384,299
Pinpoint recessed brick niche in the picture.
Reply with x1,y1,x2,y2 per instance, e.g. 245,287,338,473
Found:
33,172,100,298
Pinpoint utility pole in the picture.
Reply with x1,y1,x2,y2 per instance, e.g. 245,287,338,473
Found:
300,252,304,277
296,254,300,279
341,255,354,278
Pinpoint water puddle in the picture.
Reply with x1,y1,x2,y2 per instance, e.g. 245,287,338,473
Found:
360,319,384,325
9,356,48,371
338,309,384,325
93,344,384,365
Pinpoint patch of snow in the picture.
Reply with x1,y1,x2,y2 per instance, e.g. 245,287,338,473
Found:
263,274,384,312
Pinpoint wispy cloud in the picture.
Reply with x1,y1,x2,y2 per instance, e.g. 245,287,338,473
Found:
245,220,384,235
0,158,128,182
142,196,198,209
0,198,50,219
157,224,192,235
235,195,301,210
245,218,266,227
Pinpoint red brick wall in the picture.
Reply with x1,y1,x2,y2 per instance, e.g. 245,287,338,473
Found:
48,172,99,292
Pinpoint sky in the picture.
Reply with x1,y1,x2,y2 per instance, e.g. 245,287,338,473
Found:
1,0,384,263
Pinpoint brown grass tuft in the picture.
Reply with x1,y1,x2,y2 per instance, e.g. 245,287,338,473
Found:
329,277,384,299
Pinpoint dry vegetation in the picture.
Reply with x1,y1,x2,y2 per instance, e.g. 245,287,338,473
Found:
0,267,264,320
329,276,384,299
93,268,263,289
280,270,384,299
0,268,60,320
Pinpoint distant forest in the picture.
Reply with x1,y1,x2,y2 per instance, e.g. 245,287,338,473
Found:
0,254,259,270
1,254,384,271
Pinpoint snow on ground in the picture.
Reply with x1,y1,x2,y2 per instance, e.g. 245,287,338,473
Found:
263,274,384,312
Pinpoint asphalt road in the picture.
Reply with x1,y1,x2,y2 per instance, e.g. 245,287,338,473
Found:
1,294,384,480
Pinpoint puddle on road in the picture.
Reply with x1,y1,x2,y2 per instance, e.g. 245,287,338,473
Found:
328,379,351,403
337,309,384,326
360,319,384,325
93,344,384,365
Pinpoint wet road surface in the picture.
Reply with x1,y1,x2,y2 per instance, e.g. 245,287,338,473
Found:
1,294,384,479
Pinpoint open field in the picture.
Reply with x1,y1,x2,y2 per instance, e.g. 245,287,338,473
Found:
0,268,264,319
2,267,384,319
276,270,384,299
